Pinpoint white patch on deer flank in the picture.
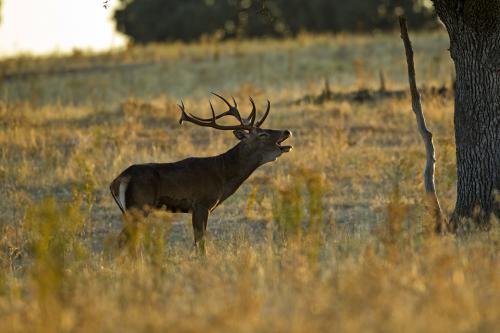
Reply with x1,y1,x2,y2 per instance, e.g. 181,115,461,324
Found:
119,181,127,210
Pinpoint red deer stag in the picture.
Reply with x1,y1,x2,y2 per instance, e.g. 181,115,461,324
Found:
110,93,292,250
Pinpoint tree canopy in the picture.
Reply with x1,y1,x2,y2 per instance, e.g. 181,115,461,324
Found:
114,0,437,43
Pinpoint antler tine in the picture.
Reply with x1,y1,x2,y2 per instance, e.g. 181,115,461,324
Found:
209,100,217,119
178,99,210,125
178,99,188,124
211,92,234,107
179,101,205,126
247,96,257,126
255,100,271,128
211,92,243,122
182,101,215,122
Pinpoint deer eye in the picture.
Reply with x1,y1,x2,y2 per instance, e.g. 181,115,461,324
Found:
258,132,270,138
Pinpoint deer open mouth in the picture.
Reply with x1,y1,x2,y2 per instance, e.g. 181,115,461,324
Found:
277,132,292,153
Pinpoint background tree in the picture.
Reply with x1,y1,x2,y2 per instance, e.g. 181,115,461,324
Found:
113,0,437,43
431,0,500,229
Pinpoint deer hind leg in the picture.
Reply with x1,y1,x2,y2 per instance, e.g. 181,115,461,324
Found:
117,180,156,249
192,206,209,254
118,207,151,250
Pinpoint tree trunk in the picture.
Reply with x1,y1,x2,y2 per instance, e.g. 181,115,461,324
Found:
433,0,500,229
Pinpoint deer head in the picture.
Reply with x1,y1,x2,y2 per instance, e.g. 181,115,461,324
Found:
178,93,292,165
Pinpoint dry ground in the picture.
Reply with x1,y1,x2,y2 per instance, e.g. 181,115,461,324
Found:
0,32,499,332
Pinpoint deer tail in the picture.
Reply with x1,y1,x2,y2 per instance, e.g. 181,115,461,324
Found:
110,175,131,214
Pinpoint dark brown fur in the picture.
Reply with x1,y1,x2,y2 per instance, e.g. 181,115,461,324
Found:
110,96,291,250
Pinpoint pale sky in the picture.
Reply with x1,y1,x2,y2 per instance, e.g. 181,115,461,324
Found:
0,0,127,57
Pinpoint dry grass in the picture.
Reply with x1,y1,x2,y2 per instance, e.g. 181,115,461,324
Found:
0,32,499,332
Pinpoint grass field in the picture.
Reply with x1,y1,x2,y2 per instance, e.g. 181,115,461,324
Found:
0,32,499,332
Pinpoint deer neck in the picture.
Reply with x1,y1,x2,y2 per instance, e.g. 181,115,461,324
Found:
220,142,261,197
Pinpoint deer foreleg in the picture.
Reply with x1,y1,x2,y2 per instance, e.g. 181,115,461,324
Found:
192,206,209,254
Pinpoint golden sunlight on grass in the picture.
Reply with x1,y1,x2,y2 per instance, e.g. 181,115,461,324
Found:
0,33,498,332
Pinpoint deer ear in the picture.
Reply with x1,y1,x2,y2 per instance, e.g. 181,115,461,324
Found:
233,129,250,140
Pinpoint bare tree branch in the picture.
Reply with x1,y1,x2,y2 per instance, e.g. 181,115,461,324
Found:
399,16,447,233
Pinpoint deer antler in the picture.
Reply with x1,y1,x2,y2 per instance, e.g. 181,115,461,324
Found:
178,95,252,131
178,93,271,131
255,100,270,128
247,97,257,126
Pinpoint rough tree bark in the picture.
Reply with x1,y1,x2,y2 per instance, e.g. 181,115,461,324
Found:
432,0,500,229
